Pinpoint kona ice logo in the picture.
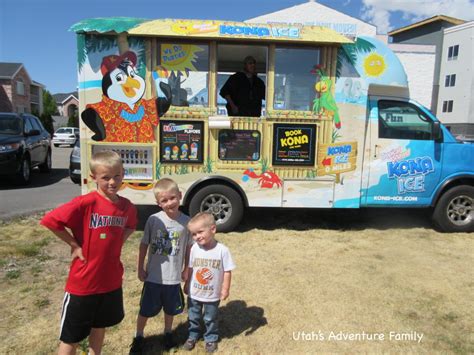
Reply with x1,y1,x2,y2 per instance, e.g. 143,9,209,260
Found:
387,156,434,194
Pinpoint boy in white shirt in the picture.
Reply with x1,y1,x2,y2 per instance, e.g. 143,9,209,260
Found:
183,212,235,353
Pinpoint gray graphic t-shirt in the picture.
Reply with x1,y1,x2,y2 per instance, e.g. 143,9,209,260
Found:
141,211,191,285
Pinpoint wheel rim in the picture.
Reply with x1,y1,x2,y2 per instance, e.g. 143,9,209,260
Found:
446,194,473,226
23,160,30,181
199,193,232,225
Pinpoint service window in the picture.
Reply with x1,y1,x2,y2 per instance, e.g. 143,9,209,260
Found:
218,130,261,161
156,43,209,107
274,47,321,111
378,100,435,140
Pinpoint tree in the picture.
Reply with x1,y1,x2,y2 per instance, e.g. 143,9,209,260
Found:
40,90,58,134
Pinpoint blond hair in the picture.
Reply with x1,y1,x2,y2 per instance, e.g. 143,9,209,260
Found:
188,212,216,229
153,178,180,198
89,150,123,174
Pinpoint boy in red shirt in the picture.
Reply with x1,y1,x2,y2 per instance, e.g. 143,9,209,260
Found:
41,150,137,355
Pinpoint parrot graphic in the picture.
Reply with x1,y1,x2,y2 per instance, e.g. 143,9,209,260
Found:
311,65,341,129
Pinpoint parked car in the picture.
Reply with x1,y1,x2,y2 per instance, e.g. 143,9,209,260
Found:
0,112,52,184
52,127,79,147
69,139,81,184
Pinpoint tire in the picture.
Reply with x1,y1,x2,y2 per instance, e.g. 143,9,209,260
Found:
16,156,31,185
70,175,81,184
53,144,59,147
39,149,52,173
432,185,474,233
189,184,244,233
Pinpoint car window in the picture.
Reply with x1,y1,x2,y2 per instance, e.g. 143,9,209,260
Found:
0,115,22,135
24,117,34,134
56,128,69,134
34,117,46,131
30,117,42,131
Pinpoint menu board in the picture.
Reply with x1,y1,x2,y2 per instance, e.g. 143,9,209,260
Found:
218,130,261,161
272,123,316,166
160,120,204,163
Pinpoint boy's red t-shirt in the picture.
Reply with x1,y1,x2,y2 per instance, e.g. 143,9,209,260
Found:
41,191,137,295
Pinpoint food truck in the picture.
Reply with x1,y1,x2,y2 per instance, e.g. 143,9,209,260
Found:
71,17,473,233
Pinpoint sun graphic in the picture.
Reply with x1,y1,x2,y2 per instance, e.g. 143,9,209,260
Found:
363,52,387,77
158,44,204,76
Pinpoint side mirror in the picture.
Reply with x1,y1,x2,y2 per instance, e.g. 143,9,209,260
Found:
432,121,442,141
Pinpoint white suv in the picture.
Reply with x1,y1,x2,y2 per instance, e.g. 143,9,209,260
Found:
52,127,79,147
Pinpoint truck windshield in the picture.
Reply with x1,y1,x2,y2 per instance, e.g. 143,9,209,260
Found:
0,115,22,135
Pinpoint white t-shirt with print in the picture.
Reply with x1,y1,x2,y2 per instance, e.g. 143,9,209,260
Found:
188,242,235,302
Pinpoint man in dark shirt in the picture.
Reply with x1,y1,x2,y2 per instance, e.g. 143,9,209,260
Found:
220,56,265,117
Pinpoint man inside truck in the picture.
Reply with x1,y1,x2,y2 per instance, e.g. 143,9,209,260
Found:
220,55,265,117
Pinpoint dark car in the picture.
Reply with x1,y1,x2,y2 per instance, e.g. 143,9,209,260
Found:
0,112,52,184
69,139,81,184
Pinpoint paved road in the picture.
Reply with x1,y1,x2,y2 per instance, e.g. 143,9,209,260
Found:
0,146,81,220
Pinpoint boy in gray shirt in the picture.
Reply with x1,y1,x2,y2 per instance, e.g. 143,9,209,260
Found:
130,178,192,353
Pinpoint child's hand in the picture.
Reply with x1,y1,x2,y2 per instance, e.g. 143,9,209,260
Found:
183,282,189,295
220,289,229,301
138,268,147,282
181,269,188,282
71,246,86,263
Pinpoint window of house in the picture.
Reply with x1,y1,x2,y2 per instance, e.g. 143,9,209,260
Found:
156,42,209,107
442,100,454,113
445,74,456,87
274,46,321,111
16,79,25,95
448,45,459,60
378,100,435,140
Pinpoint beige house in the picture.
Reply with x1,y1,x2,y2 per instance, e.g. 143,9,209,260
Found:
0,62,44,114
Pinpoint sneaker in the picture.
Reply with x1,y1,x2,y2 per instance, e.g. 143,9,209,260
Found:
129,336,144,354
205,342,218,353
182,338,196,351
164,332,177,350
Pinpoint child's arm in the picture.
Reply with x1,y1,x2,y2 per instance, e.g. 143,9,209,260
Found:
49,228,85,262
220,271,232,300
183,267,193,295
181,244,192,282
137,242,148,282
123,228,135,242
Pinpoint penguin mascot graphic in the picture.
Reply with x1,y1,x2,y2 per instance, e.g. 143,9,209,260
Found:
81,50,171,143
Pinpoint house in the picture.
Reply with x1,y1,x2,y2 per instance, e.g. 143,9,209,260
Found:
0,62,44,114
436,21,474,138
53,91,78,118
388,15,465,114
52,91,79,130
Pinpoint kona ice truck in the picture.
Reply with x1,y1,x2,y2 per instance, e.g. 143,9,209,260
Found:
71,17,473,233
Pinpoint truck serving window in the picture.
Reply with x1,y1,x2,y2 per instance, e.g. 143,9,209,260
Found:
274,47,321,111
156,43,209,107
378,100,434,140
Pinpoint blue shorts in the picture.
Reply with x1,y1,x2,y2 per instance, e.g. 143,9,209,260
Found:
139,282,184,317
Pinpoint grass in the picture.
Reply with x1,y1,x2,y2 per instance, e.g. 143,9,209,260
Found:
0,209,473,354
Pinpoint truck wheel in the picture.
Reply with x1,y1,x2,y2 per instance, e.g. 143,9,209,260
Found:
39,149,52,172
189,184,244,233
433,185,474,233
16,156,31,185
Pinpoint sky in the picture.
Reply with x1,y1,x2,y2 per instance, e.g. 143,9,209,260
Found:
1,0,473,94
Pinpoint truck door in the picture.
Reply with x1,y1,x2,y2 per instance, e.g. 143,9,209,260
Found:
362,98,443,206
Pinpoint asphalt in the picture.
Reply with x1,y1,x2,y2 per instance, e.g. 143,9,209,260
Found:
0,145,81,221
